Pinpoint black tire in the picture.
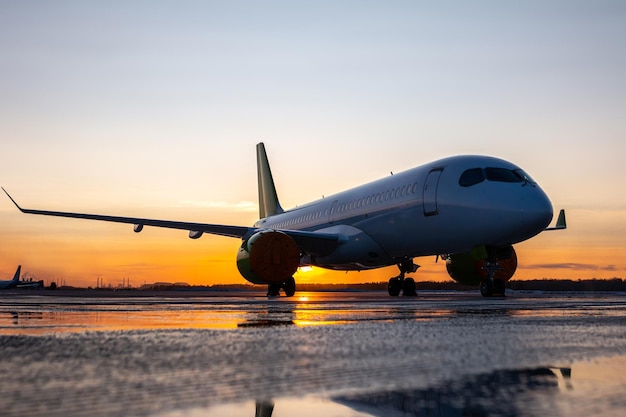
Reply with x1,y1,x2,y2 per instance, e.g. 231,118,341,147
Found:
493,279,506,296
388,277,401,296
480,280,493,297
283,277,296,297
402,278,417,296
267,284,281,297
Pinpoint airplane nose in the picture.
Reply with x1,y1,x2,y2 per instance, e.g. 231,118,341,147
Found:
522,187,553,231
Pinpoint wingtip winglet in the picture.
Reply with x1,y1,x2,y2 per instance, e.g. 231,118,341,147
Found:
555,209,566,229
1,187,26,212
545,209,566,231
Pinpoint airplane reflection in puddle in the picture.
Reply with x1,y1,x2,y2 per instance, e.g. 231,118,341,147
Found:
160,356,626,417
0,293,458,334
0,306,455,334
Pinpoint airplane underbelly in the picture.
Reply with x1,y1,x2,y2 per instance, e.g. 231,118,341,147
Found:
355,206,484,258
311,225,394,270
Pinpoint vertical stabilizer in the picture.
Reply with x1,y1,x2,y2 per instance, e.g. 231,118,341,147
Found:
256,143,284,218
12,265,21,283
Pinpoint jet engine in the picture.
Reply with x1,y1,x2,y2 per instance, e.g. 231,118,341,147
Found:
236,230,301,285
445,245,518,286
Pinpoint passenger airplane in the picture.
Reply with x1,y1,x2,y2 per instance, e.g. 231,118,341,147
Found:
0,265,21,290
2,143,565,297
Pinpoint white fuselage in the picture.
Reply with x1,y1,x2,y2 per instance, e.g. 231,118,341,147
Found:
254,155,553,271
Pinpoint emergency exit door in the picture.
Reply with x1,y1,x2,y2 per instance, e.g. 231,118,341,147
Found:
423,168,443,216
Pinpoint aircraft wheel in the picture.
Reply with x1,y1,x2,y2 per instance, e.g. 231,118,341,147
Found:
388,277,401,296
283,277,296,297
402,278,417,296
267,283,281,297
493,279,506,296
480,280,493,297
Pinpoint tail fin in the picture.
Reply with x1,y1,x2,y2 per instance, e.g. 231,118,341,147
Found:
256,143,284,218
12,265,21,283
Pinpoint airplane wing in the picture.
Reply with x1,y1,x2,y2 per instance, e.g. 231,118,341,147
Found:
2,188,343,255
2,187,255,238
278,229,343,256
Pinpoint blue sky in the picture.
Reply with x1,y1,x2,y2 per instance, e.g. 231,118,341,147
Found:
1,1,625,285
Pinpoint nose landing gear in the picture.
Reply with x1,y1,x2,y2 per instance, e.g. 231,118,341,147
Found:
479,252,507,297
388,258,419,296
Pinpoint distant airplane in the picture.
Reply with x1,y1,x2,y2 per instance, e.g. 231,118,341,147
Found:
3,143,566,297
0,265,21,290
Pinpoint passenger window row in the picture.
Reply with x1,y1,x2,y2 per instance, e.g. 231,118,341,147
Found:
274,209,325,229
334,181,419,215
274,181,420,228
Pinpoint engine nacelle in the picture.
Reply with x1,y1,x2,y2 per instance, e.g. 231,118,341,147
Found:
445,245,518,286
236,230,301,285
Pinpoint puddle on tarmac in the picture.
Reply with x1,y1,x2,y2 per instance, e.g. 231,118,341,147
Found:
155,355,626,417
2,291,626,335
0,292,458,334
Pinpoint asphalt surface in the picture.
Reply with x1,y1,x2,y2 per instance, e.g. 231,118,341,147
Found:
1,290,626,417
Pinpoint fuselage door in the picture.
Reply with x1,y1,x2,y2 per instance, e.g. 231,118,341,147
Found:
423,168,443,216
328,200,339,223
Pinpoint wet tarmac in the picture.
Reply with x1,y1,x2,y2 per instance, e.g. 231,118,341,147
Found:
1,290,626,417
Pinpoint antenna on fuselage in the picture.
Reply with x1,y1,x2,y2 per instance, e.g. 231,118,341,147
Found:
256,142,284,219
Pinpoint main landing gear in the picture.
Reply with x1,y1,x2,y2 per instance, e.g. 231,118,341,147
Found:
388,258,419,297
267,276,296,297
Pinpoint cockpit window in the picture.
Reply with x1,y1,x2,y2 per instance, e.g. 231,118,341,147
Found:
513,169,536,185
484,167,524,183
459,168,486,187
460,167,535,187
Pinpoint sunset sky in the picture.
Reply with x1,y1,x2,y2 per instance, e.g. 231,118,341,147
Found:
1,1,625,287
